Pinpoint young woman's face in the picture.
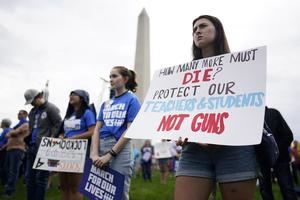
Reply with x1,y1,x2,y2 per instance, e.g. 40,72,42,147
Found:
193,18,216,49
69,93,81,105
110,68,127,90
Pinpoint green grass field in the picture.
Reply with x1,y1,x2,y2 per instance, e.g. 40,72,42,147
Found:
0,171,287,199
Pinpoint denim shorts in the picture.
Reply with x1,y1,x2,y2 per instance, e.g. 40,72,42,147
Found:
176,143,257,183
99,136,133,200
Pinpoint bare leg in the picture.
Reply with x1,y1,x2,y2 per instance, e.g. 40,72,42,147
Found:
219,179,256,200
161,171,168,184
69,173,83,200
159,163,168,184
175,176,213,200
164,171,168,184
59,172,69,200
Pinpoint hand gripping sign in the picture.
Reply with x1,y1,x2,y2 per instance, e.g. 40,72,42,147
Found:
78,159,125,200
125,47,266,145
33,137,88,173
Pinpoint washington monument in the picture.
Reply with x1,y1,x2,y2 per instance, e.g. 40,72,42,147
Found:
133,8,150,148
134,8,150,103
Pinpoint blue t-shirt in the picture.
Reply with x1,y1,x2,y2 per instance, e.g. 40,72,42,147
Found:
98,91,141,140
31,109,43,144
0,128,12,148
64,109,96,138
13,118,28,129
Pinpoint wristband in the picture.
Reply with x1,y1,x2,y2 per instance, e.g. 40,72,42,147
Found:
109,149,117,157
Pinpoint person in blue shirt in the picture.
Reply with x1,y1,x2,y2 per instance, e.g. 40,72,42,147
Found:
0,118,12,186
14,110,29,129
0,119,12,150
24,89,62,200
59,89,96,200
91,66,141,200
3,111,29,198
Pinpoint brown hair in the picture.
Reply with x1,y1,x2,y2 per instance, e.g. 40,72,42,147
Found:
113,66,138,93
192,15,230,60
19,110,28,117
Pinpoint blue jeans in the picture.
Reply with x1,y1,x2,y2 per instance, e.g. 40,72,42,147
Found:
0,149,7,186
141,161,152,180
99,136,133,200
26,144,50,200
5,149,24,195
259,162,297,200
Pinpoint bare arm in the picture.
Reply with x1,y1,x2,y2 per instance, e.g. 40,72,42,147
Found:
6,130,16,137
22,123,30,137
111,123,132,154
94,123,132,168
90,121,103,158
6,123,29,138
69,125,95,140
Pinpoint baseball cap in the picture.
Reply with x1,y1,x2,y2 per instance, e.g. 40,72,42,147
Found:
24,89,41,105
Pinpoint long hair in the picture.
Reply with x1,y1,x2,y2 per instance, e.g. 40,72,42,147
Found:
65,97,89,119
192,15,230,60
113,66,138,93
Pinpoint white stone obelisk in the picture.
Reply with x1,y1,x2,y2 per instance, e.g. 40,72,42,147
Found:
134,8,150,103
133,8,150,149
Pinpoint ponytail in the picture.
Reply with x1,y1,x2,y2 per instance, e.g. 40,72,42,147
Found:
127,70,138,93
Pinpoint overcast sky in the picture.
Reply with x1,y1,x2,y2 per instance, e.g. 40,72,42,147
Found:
0,0,299,139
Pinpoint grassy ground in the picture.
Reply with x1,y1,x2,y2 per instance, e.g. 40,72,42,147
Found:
0,171,287,199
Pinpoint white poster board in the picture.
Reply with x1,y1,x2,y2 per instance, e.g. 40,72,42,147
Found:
154,142,172,159
126,47,266,145
33,137,88,173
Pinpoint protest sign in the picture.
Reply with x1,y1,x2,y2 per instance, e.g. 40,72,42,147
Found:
78,159,124,200
126,47,266,145
154,142,172,159
33,137,88,173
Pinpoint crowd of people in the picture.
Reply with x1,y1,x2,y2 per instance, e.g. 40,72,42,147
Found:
0,14,299,200
138,140,182,184
0,65,139,200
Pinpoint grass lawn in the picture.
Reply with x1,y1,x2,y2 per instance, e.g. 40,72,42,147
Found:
0,171,286,199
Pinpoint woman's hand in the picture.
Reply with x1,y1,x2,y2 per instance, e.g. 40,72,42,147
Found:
91,153,112,168
176,137,209,147
91,154,101,167
176,137,188,146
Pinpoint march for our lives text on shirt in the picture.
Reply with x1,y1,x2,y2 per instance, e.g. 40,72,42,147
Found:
98,91,141,140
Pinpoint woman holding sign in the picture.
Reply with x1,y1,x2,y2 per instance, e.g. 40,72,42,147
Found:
59,90,96,200
91,66,141,200
175,15,257,200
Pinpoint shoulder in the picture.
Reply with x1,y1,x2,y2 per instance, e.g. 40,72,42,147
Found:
20,123,29,129
83,109,95,117
22,120,29,125
45,102,60,116
29,107,36,115
3,129,10,134
127,92,140,104
46,102,60,110
268,108,282,117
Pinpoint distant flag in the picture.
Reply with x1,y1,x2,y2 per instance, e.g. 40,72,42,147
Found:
43,80,49,101
97,77,110,109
